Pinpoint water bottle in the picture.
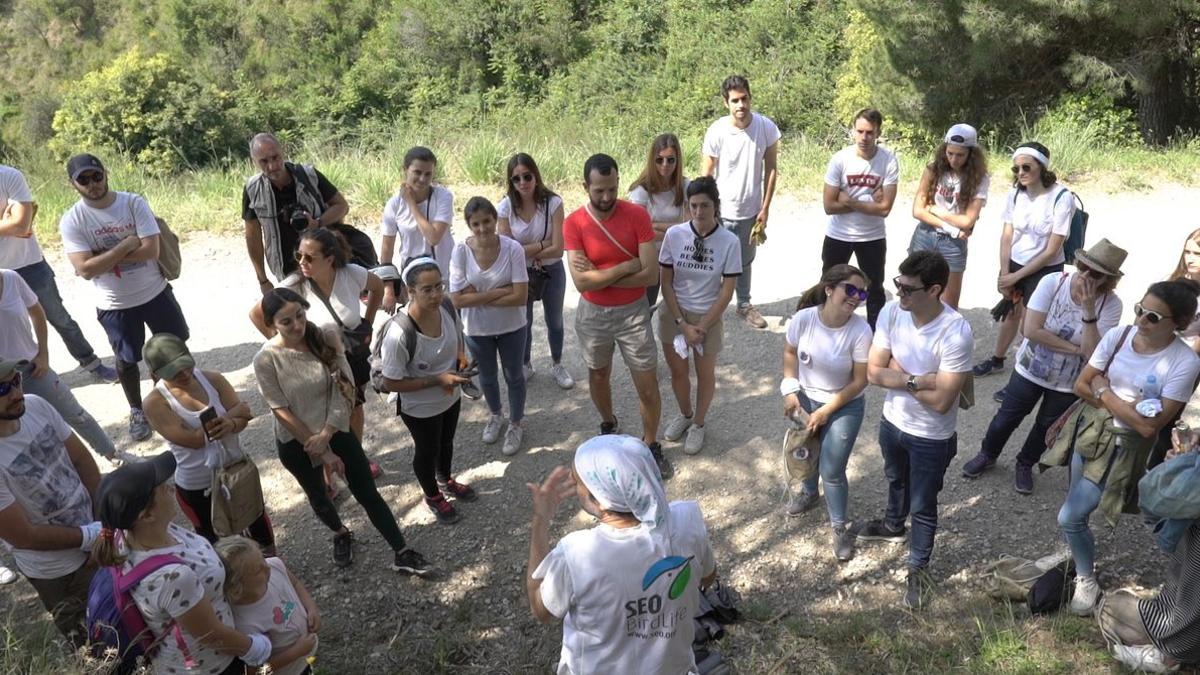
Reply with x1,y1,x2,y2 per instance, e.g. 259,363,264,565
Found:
1141,374,1161,401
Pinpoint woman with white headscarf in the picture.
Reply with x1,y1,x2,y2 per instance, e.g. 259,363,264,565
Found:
526,435,717,674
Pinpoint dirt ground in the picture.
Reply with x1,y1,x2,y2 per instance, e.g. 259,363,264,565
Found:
2,180,1197,673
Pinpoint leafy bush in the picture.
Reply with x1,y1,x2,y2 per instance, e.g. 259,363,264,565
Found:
1036,90,1141,149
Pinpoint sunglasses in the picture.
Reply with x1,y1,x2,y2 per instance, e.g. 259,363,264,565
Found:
1134,303,1172,325
414,282,446,296
692,236,706,264
655,156,678,166
1010,164,1036,175
294,251,323,263
841,282,869,302
1074,262,1108,280
510,173,535,185
75,172,105,186
0,372,22,397
892,276,931,297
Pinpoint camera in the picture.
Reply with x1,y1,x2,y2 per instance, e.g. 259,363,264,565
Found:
288,207,310,231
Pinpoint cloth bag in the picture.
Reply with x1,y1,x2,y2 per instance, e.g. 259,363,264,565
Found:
783,408,821,482
211,443,265,537
1139,452,1200,520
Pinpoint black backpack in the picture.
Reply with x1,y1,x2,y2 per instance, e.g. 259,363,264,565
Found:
368,298,460,413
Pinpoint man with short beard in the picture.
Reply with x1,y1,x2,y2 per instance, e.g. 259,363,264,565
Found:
0,359,103,647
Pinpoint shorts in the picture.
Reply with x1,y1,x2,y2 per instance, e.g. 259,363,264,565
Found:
908,223,967,273
658,308,724,355
96,285,190,363
1009,259,1064,305
575,296,657,372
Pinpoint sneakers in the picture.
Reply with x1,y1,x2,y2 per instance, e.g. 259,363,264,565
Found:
993,387,1007,404
551,363,575,390
973,356,1006,377
903,567,934,610
128,408,152,441
856,519,907,543
461,378,483,400
961,452,996,478
663,414,693,442
832,524,855,562
1071,575,1102,616
736,304,768,329
502,425,523,456
393,548,433,577
786,490,820,516
425,493,461,524
482,414,504,444
683,425,705,455
0,565,16,584
88,362,119,384
333,531,354,567
1111,645,1179,673
649,442,674,480
523,363,534,380
1014,463,1034,495
599,417,620,435
438,478,477,503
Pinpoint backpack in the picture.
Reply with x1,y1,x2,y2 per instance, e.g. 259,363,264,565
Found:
1011,187,1088,264
368,298,461,412
155,217,182,281
87,555,193,673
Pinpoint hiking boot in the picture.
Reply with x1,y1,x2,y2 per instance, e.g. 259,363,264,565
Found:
1071,575,1102,616
961,452,996,479
786,490,820,516
1111,645,1179,673
993,387,1007,403
1014,463,1035,495
129,408,152,442
551,363,575,390
425,493,461,524
832,524,856,563
502,425,523,456
482,414,504,444
737,304,768,329
973,356,1006,377
683,425,706,455
393,548,433,577
599,417,620,435
857,519,907,543
438,478,477,503
523,363,534,380
88,362,119,384
333,531,354,567
903,567,934,610
649,442,674,480
663,414,693,442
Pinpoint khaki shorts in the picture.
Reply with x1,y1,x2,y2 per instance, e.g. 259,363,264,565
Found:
658,308,724,355
575,296,658,372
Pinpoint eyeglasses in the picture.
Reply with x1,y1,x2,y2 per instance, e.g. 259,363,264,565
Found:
691,236,706,264
0,373,22,397
1010,164,1035,175
655,156,678,166
842,282,869,302
294,251,323,263
1074,262,1108,280
75,172,105,186
892,276,931,297
1135,303,1172,324
510,173,535,185
414,283,446,296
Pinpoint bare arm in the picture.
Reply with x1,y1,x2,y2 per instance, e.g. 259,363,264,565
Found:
248,302,274,339
565,249,640,292
143,391,208,450
65,433,101,498
380,234,397,265
700,155,716,177
823,184,852,215
998,223,1014,268
0,502,84,550
536,203,566,260
317,192,349,226
381,372,467,394
867,344,909,390
407,193,449,247
362,272,384,325
66,236,140,279
120,233,160,263
526,466,575,625
244,219,271,287
759,142,778,218
911,168,944,228
175,598,254,656
910,370,968,414
0,201,34,238
209,371,254,432
844,184,898,217
932,198,986,233
1077,366,1185,439
27,302,50,376
696,276,736,331
611,240,659,288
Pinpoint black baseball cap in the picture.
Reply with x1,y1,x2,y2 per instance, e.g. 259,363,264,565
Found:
97,452,177,530
66,154,106,181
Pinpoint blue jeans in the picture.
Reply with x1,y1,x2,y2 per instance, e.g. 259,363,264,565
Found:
15,259,101,370
878,417,958,570
798,393,865,528
466,328,528,423
720,217,756,307
981,371,1078,467
1058,450,1106,577
524,262,566,365
17,362,116,459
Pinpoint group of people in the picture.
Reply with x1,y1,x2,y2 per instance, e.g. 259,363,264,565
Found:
0,70,1199,674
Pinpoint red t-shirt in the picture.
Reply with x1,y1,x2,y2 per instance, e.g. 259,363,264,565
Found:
563,200,655,306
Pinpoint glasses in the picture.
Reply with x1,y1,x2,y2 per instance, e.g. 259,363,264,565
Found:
0,373,22,397
510,173,535,185
414,283,446,296
892,276,930,297
1135,303,1172,324
1074,262,1108,280
75,172,105,186
1010,164,1035,175
842,282,869,302
655,156,678,166
294,251,323,263
691,236,706,263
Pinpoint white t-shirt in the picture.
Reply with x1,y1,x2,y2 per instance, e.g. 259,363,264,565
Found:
279,264,368,331
1001,185,1074,266
59,192,166,310
1088,326,1200,430
0,165,42,270
379,305,461,418
449,237,529,337
534,501,716,675
1014,272,1123,393
702,113,781,220
380,186,455,274
497,194,564,265
922,171,991,226
873,302,974,439
629,180,691,225
0,395,90,579
785,306,873,404
231,557,315,675
126,523,236,675
0,269,40,361
657,222,742,314
824,145,901,242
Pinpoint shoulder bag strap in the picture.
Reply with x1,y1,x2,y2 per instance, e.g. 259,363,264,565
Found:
306,278,349,332
1103,326,1133,377
585,205,636,260
541,198,550,242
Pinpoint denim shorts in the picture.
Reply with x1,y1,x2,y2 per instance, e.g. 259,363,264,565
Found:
908,223,967,272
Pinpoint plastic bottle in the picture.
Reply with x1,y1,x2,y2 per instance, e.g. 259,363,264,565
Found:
1142,374,1161,401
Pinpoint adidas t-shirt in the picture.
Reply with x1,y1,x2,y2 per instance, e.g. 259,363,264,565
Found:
59,192,166,310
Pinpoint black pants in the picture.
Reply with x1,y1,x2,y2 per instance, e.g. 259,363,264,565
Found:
400,399,461,497
175,484,276,552
981,371,1077,467
277,431,406,550
822,236,886,329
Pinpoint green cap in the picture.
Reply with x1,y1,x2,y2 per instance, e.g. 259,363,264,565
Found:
0,359,27,380
143,333,194,379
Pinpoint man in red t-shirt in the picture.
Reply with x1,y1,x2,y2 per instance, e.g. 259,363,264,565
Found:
563,154,671,479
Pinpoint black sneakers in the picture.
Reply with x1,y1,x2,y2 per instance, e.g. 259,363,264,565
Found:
649,442,674,480
333,531,354,567
973,356,1006,377
393,548,433,576
856,519,907,543
832,524,856,562
600,417,620,435
904,567,934,610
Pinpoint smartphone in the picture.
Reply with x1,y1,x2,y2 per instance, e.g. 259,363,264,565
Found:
198,406,218,441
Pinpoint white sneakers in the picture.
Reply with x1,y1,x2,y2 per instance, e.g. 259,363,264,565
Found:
1111,645,1179,673
1071,574,1102,616
0,565,16,584
482,415,504,444
663,415,706,454
551,363,575,390
663,415,693,442
502,425,523,456
683,425,705,454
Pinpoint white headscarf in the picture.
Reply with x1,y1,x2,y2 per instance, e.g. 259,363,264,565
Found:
574,435,671,549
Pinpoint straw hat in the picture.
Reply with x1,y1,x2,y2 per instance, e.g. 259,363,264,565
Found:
1074,238,1127,277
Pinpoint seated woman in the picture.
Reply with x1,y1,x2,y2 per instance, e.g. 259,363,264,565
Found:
526,434,717,674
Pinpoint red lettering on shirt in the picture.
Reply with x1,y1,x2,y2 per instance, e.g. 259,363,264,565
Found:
845,174,881,189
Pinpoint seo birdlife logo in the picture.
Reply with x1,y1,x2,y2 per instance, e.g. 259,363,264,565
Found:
624,556,693,639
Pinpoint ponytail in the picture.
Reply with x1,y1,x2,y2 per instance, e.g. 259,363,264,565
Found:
91,529,127,567
795,264,869,312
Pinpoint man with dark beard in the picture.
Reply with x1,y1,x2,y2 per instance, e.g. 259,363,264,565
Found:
563,154,669,478
0,359,103,647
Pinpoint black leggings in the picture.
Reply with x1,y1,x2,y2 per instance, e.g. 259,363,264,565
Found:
175,485,276,552
399,399,461,498
277,431,406,550
821,236,887,330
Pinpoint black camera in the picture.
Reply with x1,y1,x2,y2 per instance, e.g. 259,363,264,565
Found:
288,207,310,231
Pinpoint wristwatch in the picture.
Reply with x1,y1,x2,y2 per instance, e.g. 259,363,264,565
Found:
1093,385,1110,400
906,375,918,392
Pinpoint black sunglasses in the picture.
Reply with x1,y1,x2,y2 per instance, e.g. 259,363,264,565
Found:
1074,262,1108,280
892,276,931,297
510,173,535,184
0,372,22,397
75,172,105,186
1010,164,1035,175
1135,303,1172,325
655,156,678,166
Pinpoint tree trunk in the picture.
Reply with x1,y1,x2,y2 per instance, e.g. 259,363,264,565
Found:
1137,56,1189,146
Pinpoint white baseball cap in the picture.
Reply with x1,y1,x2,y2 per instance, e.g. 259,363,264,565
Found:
944,123,979,148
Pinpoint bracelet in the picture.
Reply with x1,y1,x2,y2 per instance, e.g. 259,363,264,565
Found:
257,278,270,286
780,377,802,397
1081,317,1098,324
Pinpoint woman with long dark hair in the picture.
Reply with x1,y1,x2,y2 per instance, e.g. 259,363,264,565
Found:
629,133,690,308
